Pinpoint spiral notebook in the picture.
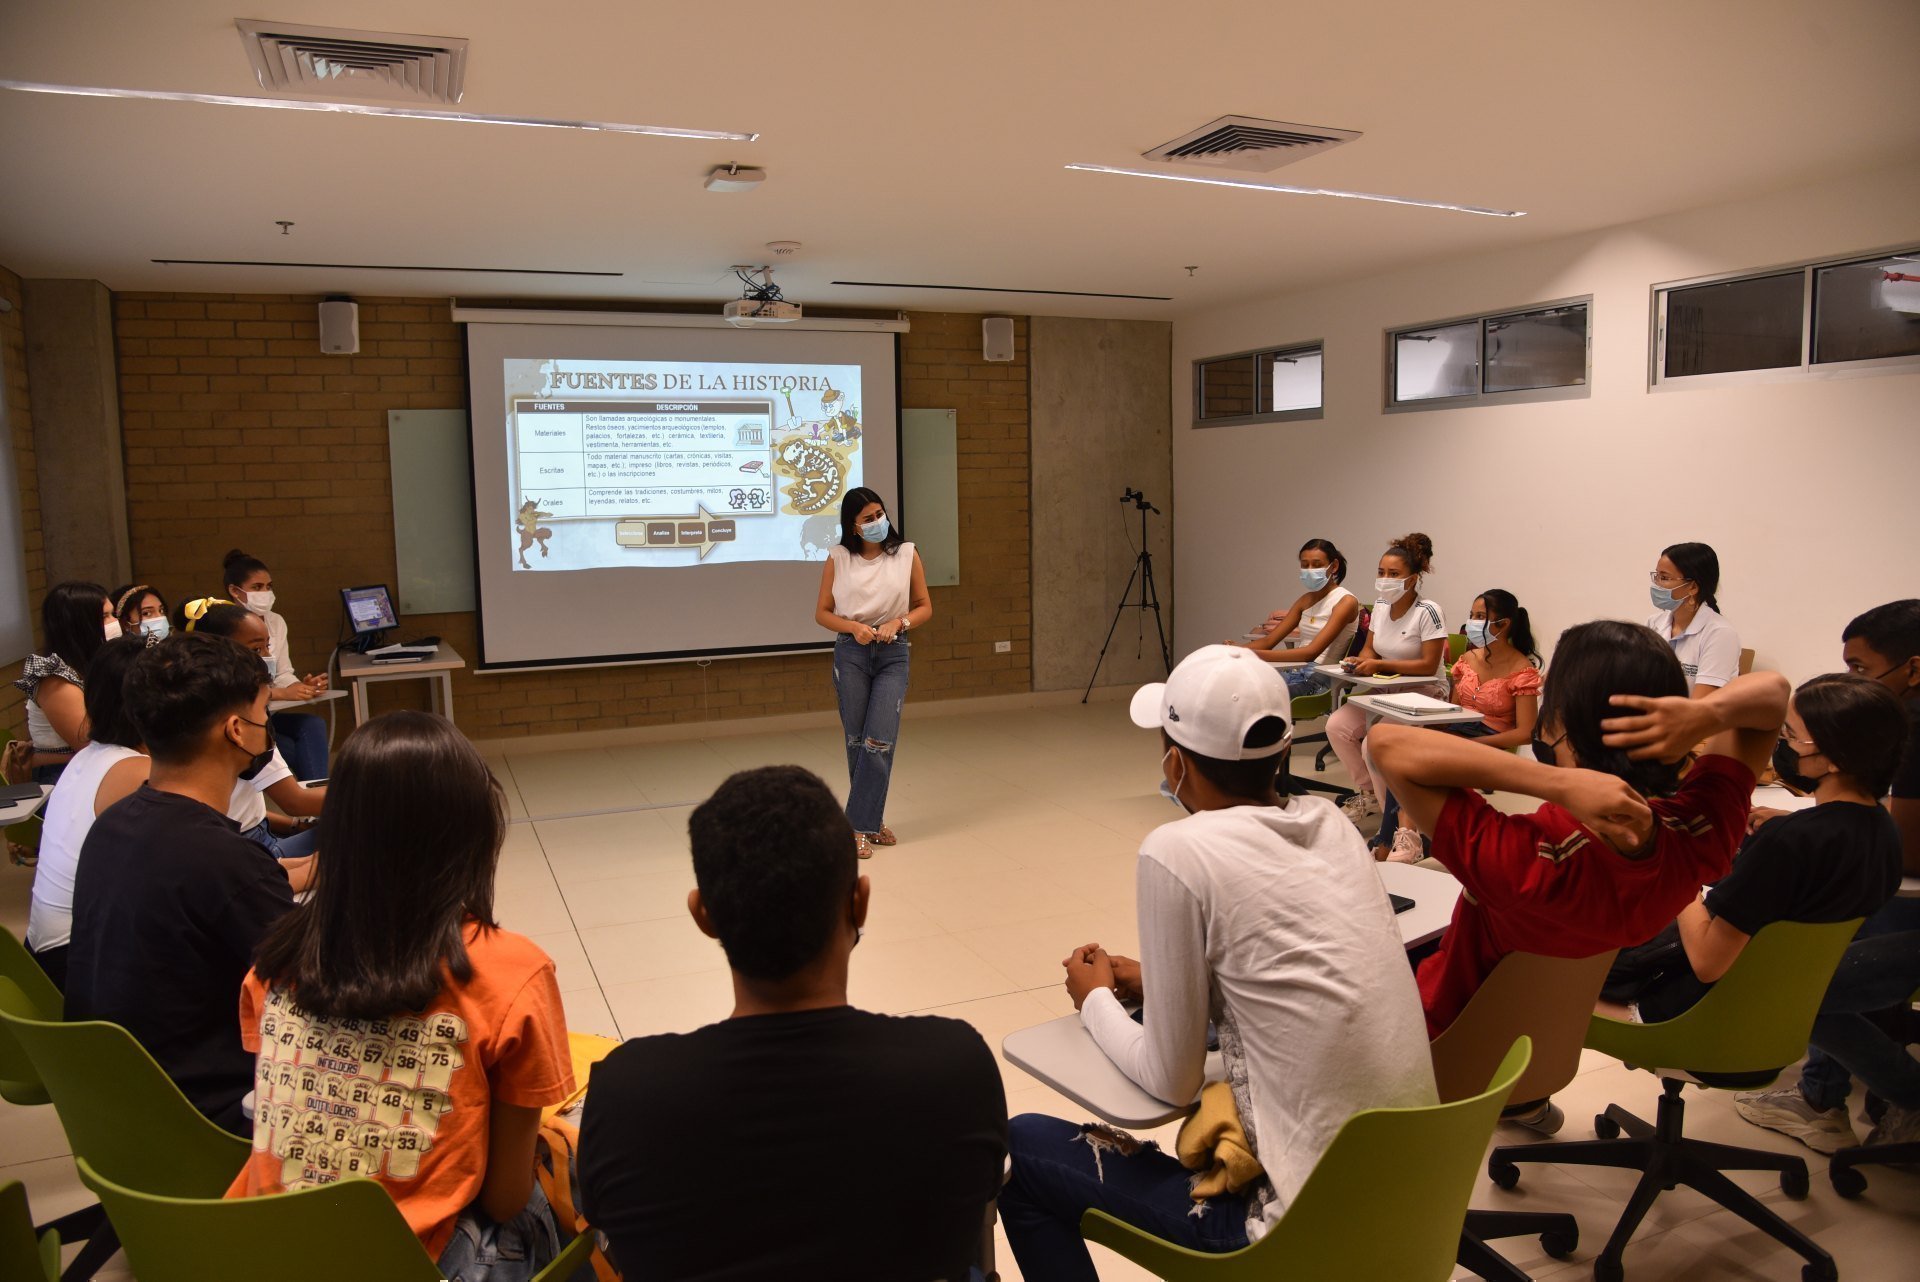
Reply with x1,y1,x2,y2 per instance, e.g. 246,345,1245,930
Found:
1370,692,1464,717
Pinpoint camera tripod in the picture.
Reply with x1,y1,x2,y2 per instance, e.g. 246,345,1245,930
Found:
1082,488,1171,702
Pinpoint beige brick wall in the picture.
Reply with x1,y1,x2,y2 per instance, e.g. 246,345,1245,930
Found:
112,294,1032,738
1,265,48,743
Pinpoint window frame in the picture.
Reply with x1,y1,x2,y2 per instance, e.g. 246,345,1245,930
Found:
1649,243,1920,391
1190,339,1325,428
1384,295,1592,413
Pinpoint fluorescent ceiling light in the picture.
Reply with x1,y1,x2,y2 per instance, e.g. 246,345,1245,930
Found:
0,79,757,141
1065,163,1523,218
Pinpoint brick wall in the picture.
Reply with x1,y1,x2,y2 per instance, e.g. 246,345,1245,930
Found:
1,265,47,743
111,294,1031,738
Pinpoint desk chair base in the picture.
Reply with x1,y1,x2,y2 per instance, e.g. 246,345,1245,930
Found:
1829,1139,1920,1198
1488,1079,1833,1282
1458,1209,1577,1282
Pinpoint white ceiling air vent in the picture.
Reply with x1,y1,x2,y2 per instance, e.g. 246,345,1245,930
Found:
235,19,468,104
1143,115,1361,173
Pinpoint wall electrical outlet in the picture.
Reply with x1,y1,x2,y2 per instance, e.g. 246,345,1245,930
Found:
994,640,1012,654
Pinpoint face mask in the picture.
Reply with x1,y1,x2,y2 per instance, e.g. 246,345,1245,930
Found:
1771,738,1828,795
1464,620,1492,648
1531,731,1563,768
261,653,277,680
102,617,123,640
1161,744,1191,815
234,714,277,781
1376,576,1408,604
139,616,171,642
858,517,889,544
241,589,275,617
1299,566,1329,590
1650,583,1689,612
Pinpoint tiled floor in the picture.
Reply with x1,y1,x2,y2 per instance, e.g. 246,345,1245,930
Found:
3,696,1915,1278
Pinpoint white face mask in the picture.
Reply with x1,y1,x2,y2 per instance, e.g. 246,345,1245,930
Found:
1375,576,1409,604
102,617,123,640
241,589,275,617
1161,744,1191,815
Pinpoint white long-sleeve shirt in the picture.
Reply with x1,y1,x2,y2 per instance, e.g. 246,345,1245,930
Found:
1079,797,1437,1239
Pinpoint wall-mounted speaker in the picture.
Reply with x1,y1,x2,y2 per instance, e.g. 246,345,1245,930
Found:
982,316,1015,363
318,299,360,355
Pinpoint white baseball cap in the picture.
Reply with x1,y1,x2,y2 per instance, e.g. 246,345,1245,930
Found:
1129,645,1295,760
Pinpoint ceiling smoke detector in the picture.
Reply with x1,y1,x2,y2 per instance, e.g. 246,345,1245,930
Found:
1144,115,1361,173
766,240,802,255
235,19,468,104
704,164,766,193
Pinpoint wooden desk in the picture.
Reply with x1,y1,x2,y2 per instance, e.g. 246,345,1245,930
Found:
336,644,465,727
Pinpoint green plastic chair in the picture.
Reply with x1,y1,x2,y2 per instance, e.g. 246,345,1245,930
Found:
0,1180,61,1282
0,928,62,1106
1489,918,1862,1282
75,1157,596,1282
1078,1037,1532,1281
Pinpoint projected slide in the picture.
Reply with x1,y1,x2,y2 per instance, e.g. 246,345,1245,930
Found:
504,357,864,571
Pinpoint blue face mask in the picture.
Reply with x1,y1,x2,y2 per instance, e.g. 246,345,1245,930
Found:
1464,619,1492,648
139,616,171,642
1299,566,1329,590
858,516,890,544
1650,583,1689,612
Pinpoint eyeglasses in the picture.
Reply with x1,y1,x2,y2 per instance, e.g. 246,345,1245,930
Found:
1648,570,1689,587
1776,728,1816,747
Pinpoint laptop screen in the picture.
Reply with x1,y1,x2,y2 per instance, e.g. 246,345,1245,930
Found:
342,585,399,635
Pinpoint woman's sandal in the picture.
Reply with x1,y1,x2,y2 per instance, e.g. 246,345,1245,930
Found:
856,833,874,860
871,826,898,847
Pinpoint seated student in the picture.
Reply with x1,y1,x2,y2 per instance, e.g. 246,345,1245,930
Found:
580,765,1006,1282
179,599,325,887
64,633,296,1134
11,580,113,784
229,711,575,1274
1369,620,1787,1039
1376,589,1542,863
1239,537,1361,695
999,647,1436,1281
1325,533,1448,828
223,548,331,781
1601,674,1906,1025
1648,541,1741,697
24,637,149,990
110,582,173,644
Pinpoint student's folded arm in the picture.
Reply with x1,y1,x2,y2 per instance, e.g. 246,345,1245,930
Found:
264,776,324,817
1246,601,1304,653
1079,858,1210,1106
1605,671,1787,779
1674,898,1750,984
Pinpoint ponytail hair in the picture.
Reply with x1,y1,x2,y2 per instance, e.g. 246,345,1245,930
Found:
1298,538,1347,585
1385,531,1435,575
1661,542,1721,613
1477,588,1540,663
222,548,269,591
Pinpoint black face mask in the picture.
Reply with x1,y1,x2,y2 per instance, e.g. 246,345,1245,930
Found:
1532,732,1562,768
235,714,277,781
1771,739,1823,795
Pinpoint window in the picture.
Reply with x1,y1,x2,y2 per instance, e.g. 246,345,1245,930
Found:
1654,246,1920,384
1193,342,1323,426
1387,299,1589,410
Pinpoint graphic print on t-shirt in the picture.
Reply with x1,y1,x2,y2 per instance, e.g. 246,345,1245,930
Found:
250,987,470,1188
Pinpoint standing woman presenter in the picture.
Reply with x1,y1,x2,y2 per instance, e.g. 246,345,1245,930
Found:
815,488,932,860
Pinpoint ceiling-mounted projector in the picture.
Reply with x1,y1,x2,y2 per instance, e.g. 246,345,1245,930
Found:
724,265,800,326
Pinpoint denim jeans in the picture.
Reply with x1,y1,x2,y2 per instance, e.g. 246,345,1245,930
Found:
1797,930,1920,1112
242,820,319,862
436,1182,563,1282
1375,720,1498,848
269,710,330,782
1000,1114,1251,1282
1280,665,1330,697
832,634,909,834
1794,897,1920,1110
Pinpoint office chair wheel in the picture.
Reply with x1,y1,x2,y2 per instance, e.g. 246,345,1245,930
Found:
1593,1113,1621,1139
1779,1164,1810,1200
1488,1155,1520,1190
1828,1164,1867,1199
1801,1261,1838,1282
1593,1255,1624,1282
1543,1226,1579,1259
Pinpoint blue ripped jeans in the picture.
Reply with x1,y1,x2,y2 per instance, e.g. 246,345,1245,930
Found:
436,1181,562,1282
1000,1113,1251,1282
832,634,909,834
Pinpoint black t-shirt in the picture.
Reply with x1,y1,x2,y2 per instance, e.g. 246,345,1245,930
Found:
1890,700,1920,801
1704,800,1902,935
579,1005,1007,1282
65,784,294,1132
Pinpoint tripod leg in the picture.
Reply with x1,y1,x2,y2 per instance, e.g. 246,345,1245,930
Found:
1140,552,1172,673
1083,559,1145,702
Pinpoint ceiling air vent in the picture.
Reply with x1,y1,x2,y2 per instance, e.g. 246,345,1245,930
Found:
1143,115,1360,173
235,19,468,104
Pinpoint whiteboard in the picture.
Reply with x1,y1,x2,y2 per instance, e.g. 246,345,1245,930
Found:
902,408,959,587
387,409,477,615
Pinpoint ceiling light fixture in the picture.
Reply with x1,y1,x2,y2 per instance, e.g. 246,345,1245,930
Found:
1064,163,1524,218
0,79,757,142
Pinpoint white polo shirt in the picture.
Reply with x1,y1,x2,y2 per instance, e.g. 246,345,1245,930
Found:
1646,603,1741,689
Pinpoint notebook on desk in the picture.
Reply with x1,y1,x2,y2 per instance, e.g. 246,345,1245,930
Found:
1371,692,1462,716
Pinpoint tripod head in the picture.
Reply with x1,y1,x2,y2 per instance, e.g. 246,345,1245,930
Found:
1119,487,1161,515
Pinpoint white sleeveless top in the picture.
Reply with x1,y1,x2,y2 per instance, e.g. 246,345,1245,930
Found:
27,741,141,952
1293,585,1358,660
828,542,916,628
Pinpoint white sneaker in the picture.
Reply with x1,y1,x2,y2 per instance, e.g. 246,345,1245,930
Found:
1863,1101,1920,1150
1339,791,1380,825
1734,1087,1859,1155
1386,826,1426,864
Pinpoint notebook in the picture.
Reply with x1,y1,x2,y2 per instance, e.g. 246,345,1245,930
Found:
1371,692,1464,716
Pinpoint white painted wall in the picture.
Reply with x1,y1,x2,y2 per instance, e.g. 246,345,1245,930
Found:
1171,162,1920,687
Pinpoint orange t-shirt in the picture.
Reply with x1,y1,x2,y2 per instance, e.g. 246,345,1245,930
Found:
225,924,574,1259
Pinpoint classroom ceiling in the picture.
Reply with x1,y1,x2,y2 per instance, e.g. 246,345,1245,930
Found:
2,0,1918,320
